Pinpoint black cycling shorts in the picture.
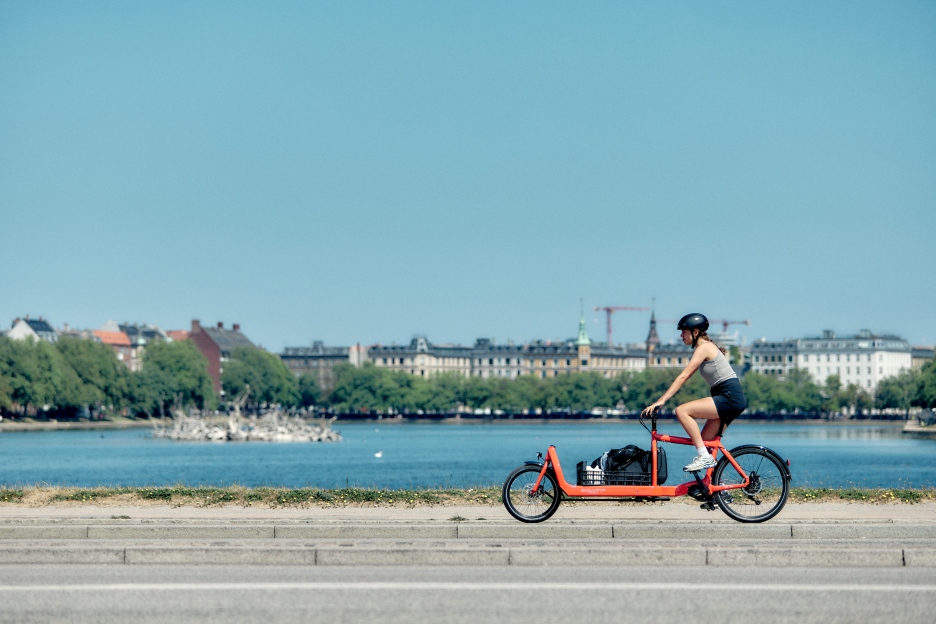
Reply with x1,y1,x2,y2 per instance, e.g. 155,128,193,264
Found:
711,377,747,433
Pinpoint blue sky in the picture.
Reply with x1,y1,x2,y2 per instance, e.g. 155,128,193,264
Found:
1,1,934,350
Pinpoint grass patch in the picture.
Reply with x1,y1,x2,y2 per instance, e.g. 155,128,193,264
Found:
10,485,501,508
0,489,24,503
8,485,933,508
788,487,936,504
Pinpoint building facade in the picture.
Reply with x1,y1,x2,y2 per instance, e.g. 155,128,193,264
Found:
280,342,367,390
368,336,474,377
750,329,911,392
96,321,170,371
7,317,57,343
911,347,935,371
93,330,133,367
190,320,256,394
366,315,646,380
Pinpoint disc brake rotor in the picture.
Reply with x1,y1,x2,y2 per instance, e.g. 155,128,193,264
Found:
522,484,542,502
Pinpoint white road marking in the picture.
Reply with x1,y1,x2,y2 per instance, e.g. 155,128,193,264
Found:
0,582,932,592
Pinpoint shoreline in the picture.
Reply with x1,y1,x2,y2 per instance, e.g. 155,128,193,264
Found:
0,419,154,432
0,417,910,432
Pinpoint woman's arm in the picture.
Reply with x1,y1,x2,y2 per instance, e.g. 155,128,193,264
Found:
641,344,714,414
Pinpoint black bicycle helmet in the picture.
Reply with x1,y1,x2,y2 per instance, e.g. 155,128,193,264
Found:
677,313,709,332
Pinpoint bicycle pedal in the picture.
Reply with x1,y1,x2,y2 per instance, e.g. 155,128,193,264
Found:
687,484,709,502
700,501,717,511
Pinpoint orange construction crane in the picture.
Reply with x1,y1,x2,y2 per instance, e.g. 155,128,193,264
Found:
593,306,650,346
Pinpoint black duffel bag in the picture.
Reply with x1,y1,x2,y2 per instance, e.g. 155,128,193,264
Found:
590,444,667,485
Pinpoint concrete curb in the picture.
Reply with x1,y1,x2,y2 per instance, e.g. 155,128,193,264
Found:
791,525,936,539
706,547,905,567
4,523,936,541
458,525,613,539
0,526,89,539
87,526,275,539
508,547,706,566
0,547,125,564
275,525,458,539
612,524,793,539
125,547,317,565
316,548,509,566
0,544,933,566
903,549,936,567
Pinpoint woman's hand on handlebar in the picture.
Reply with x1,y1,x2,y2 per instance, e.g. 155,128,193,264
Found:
642,401,664,417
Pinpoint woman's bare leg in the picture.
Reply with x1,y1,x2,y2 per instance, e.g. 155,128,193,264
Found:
674,398,720,451
700,418,724,442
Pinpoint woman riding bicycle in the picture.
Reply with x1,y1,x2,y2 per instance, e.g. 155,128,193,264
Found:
642,313,748,472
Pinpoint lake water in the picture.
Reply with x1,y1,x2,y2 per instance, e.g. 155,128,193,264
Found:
1,422,934,490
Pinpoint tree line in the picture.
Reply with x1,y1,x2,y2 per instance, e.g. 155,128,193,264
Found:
1,335,934,418
325,361,936,416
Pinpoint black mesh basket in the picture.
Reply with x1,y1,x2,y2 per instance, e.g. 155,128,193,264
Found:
576,461,651,486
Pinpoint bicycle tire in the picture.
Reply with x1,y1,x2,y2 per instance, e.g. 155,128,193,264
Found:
502,465,562,523
712,446,790,523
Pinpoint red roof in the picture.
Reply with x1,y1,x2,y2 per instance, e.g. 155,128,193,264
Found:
93,330,131,347
167,330,190,341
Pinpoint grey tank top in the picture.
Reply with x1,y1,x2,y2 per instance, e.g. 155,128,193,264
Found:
698,350,737,387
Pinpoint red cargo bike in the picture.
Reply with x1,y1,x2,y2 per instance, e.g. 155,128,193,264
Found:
502,409,791,523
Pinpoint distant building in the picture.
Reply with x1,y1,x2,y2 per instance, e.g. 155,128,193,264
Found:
369,336,474,377
93,330,133,367
367,314,645,380
7,317,57,343
58,323,96,341
96,321,169,371
648,342,694,369
189,320,256,394
750,329,911,392
911,346,935,371
166,330,191,342
280,341,366,391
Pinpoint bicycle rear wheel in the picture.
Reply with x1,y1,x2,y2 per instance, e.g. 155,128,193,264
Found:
712,447,789,523
502,465,561,523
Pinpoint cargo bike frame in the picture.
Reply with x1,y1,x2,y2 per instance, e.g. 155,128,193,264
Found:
502,410,791,523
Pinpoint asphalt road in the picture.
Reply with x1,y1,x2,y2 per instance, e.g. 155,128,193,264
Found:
1,564,934,624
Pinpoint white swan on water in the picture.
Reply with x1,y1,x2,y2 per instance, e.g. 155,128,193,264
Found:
374,451,383,458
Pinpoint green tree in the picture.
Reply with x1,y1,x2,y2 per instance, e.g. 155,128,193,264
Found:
0,337,90,414
921,359,936,408
741,372,782,413
221,346,300,407
875,369,923,416
822,374,843,412
783,368,824,412
553,372,614,411
298,373,322,407
134,341,216,414
329,362,402,412
56,336,130,411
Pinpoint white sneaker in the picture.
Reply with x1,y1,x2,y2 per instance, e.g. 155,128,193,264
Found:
684,454,716,472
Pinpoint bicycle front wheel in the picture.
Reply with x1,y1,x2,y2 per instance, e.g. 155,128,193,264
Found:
502,465,561,523
712,447,789,523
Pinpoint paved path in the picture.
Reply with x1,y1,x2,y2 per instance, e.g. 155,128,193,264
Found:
1,564,934,624
3,503,935,623
0,502,935,567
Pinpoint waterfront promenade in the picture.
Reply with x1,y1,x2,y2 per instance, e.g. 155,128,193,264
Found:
2,500,935,623
2,500,935,567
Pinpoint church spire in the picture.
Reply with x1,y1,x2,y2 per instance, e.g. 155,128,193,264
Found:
646,310,660,352
576,307,591,347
